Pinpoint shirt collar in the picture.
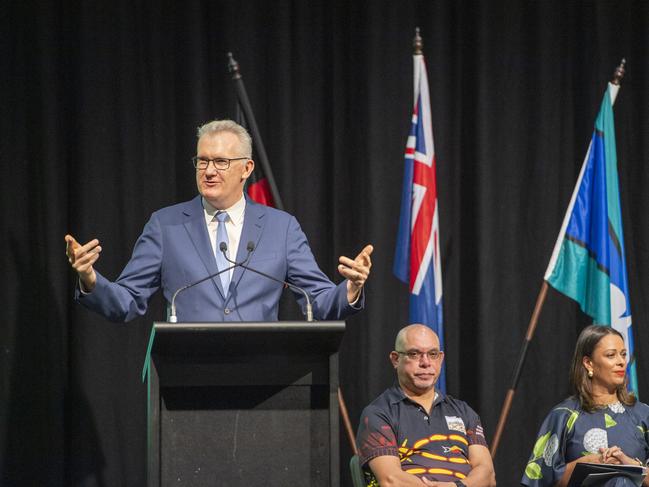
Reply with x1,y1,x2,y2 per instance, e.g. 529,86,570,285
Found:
388,383,444,407
202,195,246,226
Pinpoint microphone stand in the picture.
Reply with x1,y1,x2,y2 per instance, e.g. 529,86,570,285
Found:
221,242,314,322
168,247,254,323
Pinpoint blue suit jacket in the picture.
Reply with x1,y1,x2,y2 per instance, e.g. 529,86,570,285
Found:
77,195,362,322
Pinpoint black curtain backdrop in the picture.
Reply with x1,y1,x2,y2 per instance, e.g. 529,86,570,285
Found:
2,1,649,485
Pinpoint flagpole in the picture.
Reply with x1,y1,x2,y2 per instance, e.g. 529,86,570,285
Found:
490,281,549,457
339,386,359,456
490,59,627,458
227,52,285,210
226,52,360,455
414,26,422,55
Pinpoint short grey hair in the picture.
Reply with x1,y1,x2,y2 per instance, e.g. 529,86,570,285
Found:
196,119,253,158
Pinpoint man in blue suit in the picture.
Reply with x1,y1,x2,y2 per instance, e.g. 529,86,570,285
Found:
65,120,373,323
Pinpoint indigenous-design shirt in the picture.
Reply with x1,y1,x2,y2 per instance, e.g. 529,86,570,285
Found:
356,385,488,485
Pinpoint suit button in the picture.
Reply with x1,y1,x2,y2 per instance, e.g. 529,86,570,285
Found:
224,308,231,315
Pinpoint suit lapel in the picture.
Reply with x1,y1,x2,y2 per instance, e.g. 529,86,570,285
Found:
183,195,225,298
229,200,267,292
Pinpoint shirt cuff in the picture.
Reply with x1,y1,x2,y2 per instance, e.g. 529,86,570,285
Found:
349,287,364,308
359,446,399,467
78,278,92,295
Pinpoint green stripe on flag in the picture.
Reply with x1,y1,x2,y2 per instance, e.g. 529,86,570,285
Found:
598,89,623,241
546,239,610,324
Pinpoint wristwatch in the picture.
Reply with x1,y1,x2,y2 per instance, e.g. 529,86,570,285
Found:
454,481,467,487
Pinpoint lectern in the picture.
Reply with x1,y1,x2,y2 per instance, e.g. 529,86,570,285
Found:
141,321,345,487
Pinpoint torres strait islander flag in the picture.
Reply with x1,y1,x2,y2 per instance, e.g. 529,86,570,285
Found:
394,52,446,392
545,83,638,395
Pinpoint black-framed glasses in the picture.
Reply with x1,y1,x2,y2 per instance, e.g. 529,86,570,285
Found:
191,156,249,171
396,349,443,361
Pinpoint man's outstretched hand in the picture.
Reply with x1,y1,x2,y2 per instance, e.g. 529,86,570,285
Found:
65,234,101,292
338,244,374,303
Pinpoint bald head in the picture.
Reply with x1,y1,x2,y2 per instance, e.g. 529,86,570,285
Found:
395,324,440,351
391,324,444,397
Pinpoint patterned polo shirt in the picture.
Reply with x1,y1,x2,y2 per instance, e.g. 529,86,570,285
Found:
356,385,488,485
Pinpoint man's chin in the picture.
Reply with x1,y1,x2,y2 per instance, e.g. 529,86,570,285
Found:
200,185,221,196
413,378,437,390
200,188,223,204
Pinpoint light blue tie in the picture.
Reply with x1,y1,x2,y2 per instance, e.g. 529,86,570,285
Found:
215,211,230,294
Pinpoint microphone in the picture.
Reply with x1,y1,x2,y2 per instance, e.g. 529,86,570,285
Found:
168,244,254,323
221,241,314,322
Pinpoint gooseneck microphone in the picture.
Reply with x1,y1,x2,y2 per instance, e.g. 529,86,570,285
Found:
221,241,314,322
168,244,254,323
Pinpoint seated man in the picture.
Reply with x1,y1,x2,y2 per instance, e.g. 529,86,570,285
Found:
356,324,496,487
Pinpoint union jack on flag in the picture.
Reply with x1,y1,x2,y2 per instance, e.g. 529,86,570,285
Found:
394,51,445,391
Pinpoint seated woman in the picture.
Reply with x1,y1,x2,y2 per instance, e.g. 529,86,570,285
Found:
521,325,649,487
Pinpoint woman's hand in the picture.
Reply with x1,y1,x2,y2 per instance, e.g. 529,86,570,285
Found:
599,446,639,465
580,452,604,464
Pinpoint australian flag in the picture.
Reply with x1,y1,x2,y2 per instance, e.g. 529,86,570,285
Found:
394,52,445,392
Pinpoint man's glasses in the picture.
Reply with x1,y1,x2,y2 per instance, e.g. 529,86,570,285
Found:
192,156,249,171
396,349,443,361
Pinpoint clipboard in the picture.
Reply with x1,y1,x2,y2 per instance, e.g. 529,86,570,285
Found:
568,462,647,487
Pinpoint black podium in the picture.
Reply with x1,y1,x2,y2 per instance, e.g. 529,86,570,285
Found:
141,321,345,487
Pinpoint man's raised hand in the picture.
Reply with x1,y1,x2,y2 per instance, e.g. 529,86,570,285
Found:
339,244,374,303
65,234,101,291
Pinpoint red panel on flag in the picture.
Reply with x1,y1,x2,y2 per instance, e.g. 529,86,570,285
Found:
247,178,275,207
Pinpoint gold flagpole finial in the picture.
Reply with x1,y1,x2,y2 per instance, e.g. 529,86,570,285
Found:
611,58,626,85
413,27,423,55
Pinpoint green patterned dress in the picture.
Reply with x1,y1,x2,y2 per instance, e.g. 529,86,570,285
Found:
521,397,649,486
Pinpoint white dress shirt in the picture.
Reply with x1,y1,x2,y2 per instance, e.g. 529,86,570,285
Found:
202,195,246,281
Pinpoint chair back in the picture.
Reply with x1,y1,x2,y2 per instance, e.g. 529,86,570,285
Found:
349,454,365,487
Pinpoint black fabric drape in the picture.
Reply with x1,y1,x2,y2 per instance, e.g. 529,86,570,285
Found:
2,1,649,485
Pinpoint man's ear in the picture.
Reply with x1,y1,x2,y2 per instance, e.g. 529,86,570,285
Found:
242,159,254,180
389,351,399,369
